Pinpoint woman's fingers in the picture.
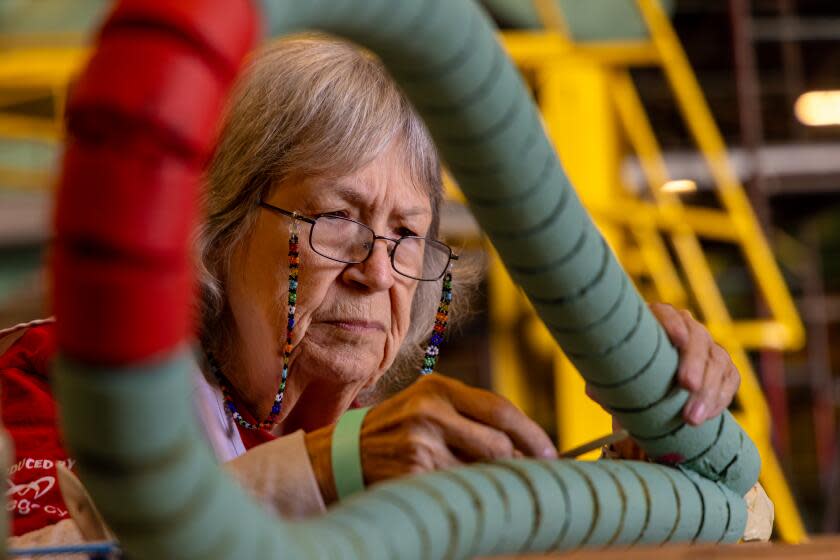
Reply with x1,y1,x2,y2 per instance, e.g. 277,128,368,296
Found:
670,308,712,393
424,436,462,471
436,410,517,461
436,377,557,458
710,350,741,418
649,302,690,347
651,303,707,392
358,373,556,489
650,303,742,426
683,344,734,426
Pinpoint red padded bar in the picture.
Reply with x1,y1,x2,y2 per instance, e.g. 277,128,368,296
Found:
54,0,257,363
68,32,226,160
105,0,258,80
55,143,199,259
52,249,194,364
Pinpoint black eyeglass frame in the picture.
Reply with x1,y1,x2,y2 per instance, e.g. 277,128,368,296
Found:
258,201,458,281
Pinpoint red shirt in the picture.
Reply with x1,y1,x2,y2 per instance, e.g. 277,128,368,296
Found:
1,323,69,536
1,322,275,536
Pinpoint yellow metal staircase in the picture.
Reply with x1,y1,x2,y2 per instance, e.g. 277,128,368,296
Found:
482,0,807,543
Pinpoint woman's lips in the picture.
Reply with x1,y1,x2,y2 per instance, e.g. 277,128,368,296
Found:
323,320,385,333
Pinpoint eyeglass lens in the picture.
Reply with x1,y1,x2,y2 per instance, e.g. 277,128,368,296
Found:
310,215,450,281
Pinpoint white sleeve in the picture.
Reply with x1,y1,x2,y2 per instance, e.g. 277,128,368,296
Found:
190,358,247,462
224,430,327,520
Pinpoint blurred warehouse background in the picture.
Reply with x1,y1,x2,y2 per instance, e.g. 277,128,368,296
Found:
2,0,840,541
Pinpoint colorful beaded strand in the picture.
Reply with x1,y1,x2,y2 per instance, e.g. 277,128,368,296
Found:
211,217,300,431
419,268,453,375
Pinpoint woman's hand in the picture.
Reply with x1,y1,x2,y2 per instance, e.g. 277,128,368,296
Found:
602,303,742,461
649,303,741,426
305,374,556,504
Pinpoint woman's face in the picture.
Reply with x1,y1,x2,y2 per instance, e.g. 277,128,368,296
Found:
225,143,433,420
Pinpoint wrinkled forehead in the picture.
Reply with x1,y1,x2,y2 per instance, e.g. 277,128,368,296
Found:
270,167,433,225
315,132,437,194
313,176,432,218
271,136,439,219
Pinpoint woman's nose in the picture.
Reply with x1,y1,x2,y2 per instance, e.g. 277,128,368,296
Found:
342,239,395,291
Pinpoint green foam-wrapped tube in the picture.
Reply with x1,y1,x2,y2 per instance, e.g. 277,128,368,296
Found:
684,415,760,494
595,461,647,546
495,460,570,553
56,349,749,558
375,483,453,559
404,472,480,559
548,275,642,356
540,260,628,332
569,461,625,546
472,463,537,552
329,497,425,560
608,388,689,439
539,460,597,549
319,514,388,560
446,468,508,555
662,468,704,543
586,332,681,411
722,483,749,543
623,461,679,545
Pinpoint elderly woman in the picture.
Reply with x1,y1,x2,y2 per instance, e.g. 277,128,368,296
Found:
2,36,741,546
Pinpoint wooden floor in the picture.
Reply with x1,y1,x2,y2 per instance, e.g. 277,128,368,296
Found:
492,536,840,559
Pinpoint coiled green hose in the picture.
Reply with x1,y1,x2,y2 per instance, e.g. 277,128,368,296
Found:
52,0,759,558
56,353,746,558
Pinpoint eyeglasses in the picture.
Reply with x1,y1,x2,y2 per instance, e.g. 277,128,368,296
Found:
259,201,458,281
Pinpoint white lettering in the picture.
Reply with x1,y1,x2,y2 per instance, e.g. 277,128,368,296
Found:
44,505,68,517
17,498,31,515
8,457,72,475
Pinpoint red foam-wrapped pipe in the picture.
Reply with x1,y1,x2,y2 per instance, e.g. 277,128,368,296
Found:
105,0,257,81
53,142,200,362
55,144,200,260
53,0,258,364
67,32,229,161
52,249,194,364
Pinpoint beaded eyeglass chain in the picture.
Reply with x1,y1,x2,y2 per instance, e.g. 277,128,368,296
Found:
210,217,300,431
419,268,453,375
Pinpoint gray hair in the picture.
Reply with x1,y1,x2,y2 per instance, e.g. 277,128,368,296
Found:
196,36,458,391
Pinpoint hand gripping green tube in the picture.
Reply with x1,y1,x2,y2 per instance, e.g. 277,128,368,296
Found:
52,0,758,558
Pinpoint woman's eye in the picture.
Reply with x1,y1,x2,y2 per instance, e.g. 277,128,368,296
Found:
398,227,419,237
318,210,349,219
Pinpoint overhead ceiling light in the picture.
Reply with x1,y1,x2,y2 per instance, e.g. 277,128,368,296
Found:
795,90,840,126
661,179,697,193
